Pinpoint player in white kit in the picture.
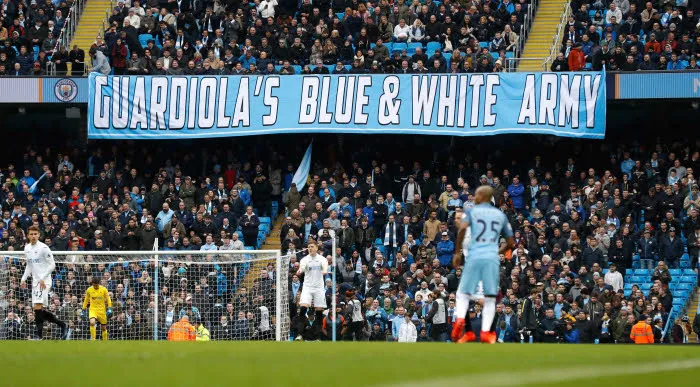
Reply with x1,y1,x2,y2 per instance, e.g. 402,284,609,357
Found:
21,226,68,340
295,241,328,340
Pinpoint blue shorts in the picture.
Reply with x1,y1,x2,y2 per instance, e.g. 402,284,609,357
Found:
459,259,500,296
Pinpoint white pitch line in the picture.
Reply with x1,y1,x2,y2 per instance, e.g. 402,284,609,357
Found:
382,358,700,387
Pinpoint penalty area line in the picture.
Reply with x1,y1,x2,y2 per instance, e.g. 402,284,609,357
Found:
381,358,700,387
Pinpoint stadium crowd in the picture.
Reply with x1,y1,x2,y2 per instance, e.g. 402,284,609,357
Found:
551,1,700,71
0,139,698,342
0,0,534,75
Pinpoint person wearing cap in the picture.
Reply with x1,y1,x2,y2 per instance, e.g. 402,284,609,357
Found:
573,310,597,343
178,294,201,321
659,227,683,268
671,315,692,343
638,229,657,270
630,314,654,344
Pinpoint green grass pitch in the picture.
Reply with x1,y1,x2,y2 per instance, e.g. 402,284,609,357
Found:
3,342,700,386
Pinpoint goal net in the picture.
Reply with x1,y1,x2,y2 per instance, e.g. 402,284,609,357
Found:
0,250,290,341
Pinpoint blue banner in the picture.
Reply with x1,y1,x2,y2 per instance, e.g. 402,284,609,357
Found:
87,72,606,139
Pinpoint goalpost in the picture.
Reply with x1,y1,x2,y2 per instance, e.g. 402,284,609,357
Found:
0,250,290,341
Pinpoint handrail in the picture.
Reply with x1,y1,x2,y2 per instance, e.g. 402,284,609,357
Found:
505,57,549,71
508,0,540,72
546,1,571,71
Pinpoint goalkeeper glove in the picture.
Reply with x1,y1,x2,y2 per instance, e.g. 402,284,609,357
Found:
106,308,113,318
81,309,87,319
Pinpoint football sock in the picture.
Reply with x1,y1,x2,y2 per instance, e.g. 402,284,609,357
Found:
455,293,470,320
43,310,64,327
102,330,109,341
314,310,324,336
34,309,45,339
298,306,309,337
90,325,97,340
482,297,496,332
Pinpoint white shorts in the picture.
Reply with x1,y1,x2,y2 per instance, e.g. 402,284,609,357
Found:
32,279,51,306
299,287,326,308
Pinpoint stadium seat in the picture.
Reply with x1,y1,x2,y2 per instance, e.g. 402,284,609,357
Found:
628,276,643,284
669,269,682,276
640,283,653,291
623,283,633,291
680,261,691,269
673,290,690,299
259,217,271,224
293,65,302,73
392,42,407,53
680,276,697,283
624,290,632,297
479,41,488,48
672,298,685,306
407,42,422,52
336,12,344,20
139,34,152,47
426,41,442,53
634,269,650,276
602,268,609,275
682,269,697,276
672,306,682,315
443,53,452,63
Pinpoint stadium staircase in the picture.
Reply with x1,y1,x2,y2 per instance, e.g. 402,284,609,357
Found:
68,0,112,72
689,289,699,342
518,0,569,72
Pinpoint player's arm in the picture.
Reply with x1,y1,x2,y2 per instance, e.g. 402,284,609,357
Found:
321,258,329,276
20,261,31,284
297,257,307,276
82,289,90,318
82,289,90,310
104,287,113,318
452,220,470,268
40,247,56,286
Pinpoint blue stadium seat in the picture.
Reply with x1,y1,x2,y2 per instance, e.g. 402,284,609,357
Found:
336,12,344,20
292,65,302,73
672,305,681,315
683,269,697,276
624,283,633,291
640,283,653,291
479,41,488,48
673,290,690,299
139,34,152,47
680,276,697,283
680,261,691,269
33,46,39,61
602,268,609,275
628,276,643,284
426,41,442,53
669,269,682,276
624,290,632,297
407,42,421,55
443,53,451,63
259,217,271,224
634,269,650,276
392,42,407,53
505,52,514,58
672,298,685,306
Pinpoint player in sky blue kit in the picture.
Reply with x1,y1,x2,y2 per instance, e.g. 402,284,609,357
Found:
451,186,515,344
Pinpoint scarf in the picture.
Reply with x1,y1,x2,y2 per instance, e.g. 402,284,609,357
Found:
384,222,397,247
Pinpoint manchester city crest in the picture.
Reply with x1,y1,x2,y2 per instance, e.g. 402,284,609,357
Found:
54,78,78,102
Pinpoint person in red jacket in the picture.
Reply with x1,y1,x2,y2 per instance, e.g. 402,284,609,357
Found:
568,44,586,71
112,38,128,75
